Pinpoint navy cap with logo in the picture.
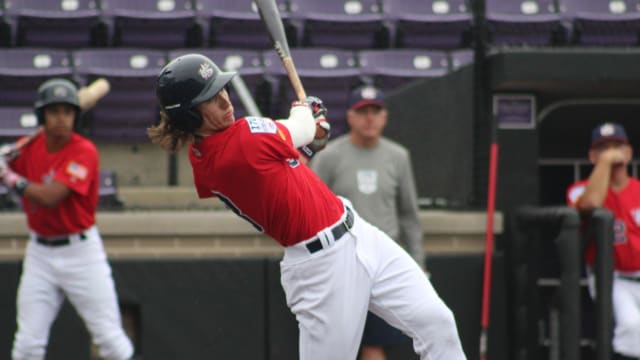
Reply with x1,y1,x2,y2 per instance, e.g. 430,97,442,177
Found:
591,122,629,148
348,85,385,111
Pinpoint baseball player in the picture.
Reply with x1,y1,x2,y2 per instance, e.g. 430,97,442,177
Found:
566,122,640,360
0,79,134,360
148,53,466,360
310,84,424,360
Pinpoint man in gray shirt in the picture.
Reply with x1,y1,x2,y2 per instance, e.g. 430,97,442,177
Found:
310,84,425,360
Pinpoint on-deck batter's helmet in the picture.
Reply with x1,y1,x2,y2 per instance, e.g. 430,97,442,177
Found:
34,78,80,125
156,53,236,133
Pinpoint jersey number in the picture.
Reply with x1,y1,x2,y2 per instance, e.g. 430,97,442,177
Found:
214,192,264,233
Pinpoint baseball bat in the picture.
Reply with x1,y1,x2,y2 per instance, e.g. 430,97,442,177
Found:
255,0,306,100
0,78,111,160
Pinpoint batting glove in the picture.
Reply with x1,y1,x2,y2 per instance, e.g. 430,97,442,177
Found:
0,156,28,195
0,143,20,162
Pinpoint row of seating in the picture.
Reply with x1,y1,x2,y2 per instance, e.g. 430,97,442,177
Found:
1,0,640,49
0,47,474,142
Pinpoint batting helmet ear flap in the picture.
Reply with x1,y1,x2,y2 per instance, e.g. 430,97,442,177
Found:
163,105,203,133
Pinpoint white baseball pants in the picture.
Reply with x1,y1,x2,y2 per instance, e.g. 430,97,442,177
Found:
12,226,133,360
280,199,466,360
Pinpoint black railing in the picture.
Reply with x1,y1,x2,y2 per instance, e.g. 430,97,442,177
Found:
511,206,613,360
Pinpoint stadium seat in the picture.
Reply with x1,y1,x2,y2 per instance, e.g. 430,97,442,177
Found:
288,0,389,49
72,48,166,142
168,49,272,118
195,0,295,49
559,0,640,46
0,48,73,107
3,0,105,48
263,48,361,137
357,49,450,93
383,0,473,49
0,106,38,138
485,0,566,46
450,48,474,70
101,0,202,48
98,170,124,210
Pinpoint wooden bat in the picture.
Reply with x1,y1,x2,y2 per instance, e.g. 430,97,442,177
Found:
0,78,111,160
255,0,307,101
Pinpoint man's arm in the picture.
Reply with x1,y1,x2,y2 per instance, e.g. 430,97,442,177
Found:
578,148,625,211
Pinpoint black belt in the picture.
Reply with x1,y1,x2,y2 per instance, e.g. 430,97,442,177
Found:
36,232,87,247
306,207,354,254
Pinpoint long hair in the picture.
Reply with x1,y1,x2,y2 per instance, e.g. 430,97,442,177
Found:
147,111,199,153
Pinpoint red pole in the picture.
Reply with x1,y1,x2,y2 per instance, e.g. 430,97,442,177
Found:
479,142,498,360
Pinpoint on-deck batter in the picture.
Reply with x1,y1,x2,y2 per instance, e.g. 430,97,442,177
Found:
148,53,466,360
0,79,134,360
567,122,640,360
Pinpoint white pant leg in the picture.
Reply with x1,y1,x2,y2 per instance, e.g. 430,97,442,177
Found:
352,211,466,360
611,276,640,357
58,229,133,360
281,235,371,360
12,242,65,360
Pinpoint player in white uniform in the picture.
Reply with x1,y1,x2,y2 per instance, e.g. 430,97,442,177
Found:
148,54,466,359
0,79,134,360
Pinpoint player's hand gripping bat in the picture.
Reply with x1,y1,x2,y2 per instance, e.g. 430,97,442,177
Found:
0,78,111,161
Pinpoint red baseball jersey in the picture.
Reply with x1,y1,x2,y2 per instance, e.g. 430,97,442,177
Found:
567,178,640,271
190,117,344,246
10,132,99,236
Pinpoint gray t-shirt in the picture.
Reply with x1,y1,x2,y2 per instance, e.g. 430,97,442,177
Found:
310,135,424,266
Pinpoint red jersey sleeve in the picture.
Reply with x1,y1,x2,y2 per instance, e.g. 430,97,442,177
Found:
566,180,587,207
239,117,299,164
53,143,98,196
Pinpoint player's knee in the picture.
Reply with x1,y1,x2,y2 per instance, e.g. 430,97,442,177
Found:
94,331,134,360
12,338,46,360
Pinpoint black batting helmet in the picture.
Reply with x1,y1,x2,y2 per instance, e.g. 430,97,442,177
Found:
34,78,80,125
156,54,236,133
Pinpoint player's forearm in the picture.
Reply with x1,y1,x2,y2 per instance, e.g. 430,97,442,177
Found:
22,181,71,208
277,106,315,148
579,161,612,211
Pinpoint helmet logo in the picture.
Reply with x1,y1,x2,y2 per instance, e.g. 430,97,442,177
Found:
199,62,214,80
53,86,68,98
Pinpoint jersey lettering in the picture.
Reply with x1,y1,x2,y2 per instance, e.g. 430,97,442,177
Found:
614,219,627,244
214,191,264,232
246,117,277,134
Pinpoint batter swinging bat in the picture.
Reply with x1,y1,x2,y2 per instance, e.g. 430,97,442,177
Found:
255,0,307,100
0,78,111,160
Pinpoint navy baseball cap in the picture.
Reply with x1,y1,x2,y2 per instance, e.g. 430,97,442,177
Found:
348,85,385,110
591,122,629,148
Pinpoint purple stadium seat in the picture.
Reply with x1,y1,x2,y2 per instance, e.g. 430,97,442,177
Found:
195,0,294,48
101,0,201,48
288,0,389,49
450,48,474,70
559,0,640,46
263,48,361,136
3,0,105,48
168,49,271,118
358,49,450,93
384,0,473,49
486,0,566,46
0,106,38,138
72,49,167,142
0,48,73,106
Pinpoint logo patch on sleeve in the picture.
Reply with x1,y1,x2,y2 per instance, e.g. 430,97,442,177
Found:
246,117,277,134
66,161,88,181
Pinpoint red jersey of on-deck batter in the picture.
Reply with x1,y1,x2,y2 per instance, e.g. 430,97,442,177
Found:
567,178,640,271
10,132,99,237
190,116,344,246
